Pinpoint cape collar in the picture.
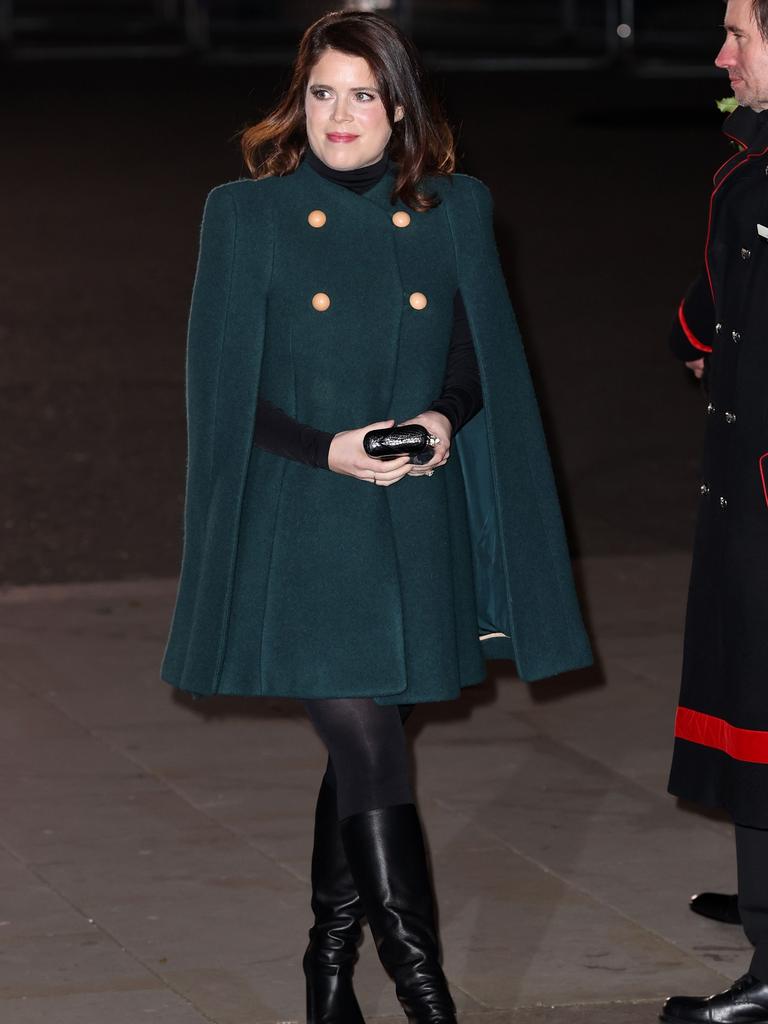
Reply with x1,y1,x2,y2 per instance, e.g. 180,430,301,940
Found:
296,153,400,215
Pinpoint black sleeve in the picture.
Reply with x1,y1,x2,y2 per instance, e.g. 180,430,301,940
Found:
253,399,334,470
669,272,715,361
429,290,484,435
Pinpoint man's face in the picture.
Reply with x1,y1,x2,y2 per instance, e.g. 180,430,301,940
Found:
716,0,768,111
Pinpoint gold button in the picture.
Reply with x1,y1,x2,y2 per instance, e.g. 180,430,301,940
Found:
392,211,411,228
409,292,428,310
307,209,327,228
312,292,331,312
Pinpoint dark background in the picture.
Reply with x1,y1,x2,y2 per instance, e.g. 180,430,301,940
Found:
0,0,732,583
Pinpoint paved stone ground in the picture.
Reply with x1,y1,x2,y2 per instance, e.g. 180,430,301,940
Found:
0,553,750,1022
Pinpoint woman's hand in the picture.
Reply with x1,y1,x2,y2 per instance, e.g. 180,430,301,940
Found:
328,419,412,487
400,411,452,477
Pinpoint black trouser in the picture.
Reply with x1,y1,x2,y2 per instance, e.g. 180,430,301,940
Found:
737,823,768,981
304,698,415,820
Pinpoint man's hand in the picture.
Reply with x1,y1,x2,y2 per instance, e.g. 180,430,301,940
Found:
686,358,705,380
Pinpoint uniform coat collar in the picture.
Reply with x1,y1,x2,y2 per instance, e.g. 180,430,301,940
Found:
722,105,768,150
711,107,768,192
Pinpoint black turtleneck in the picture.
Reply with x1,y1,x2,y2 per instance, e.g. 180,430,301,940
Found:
304,146,390,195
253,151,482,469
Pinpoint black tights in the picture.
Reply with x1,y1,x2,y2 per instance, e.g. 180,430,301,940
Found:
304,698,415,820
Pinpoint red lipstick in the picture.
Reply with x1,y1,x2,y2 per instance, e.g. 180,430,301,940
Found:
326,133,359,143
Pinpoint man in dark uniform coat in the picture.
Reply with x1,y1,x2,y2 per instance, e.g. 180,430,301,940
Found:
662,1,768,1021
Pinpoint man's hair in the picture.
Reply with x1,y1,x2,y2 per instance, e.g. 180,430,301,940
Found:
753,0,768,39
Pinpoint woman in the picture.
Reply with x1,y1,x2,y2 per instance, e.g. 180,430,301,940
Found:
162,11,591,1023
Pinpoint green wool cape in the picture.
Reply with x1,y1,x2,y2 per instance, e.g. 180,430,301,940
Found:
161,161,592,703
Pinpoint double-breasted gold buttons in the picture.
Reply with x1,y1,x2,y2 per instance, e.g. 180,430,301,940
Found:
409,292,428,310
312,292,331,312
392,211,411,228
308,209,327,228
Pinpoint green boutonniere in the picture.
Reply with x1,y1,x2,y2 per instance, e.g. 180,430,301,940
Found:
716,96,739,113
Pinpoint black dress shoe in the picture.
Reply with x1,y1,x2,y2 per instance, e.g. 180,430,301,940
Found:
661,974,768,1023
690,892,742,925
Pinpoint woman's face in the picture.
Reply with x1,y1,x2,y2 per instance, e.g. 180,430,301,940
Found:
305,48,403,170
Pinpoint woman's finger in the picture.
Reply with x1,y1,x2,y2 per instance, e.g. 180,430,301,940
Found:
410,451,449,475
362,459,411,478
418,454,448,472
367,466,410,482
375,469,412,486
361,455,410,473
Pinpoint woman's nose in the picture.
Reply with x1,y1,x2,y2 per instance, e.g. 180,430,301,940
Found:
330,100,352,123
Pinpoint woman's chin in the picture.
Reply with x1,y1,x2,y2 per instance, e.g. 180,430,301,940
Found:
320,150,363,170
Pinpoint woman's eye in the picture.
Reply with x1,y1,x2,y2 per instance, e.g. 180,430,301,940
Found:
310,88,331,100
355,91,375,102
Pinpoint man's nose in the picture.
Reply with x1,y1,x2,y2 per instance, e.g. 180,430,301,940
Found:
715,41,736,68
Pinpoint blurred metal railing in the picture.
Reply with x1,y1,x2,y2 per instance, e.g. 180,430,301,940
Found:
0,0,724,73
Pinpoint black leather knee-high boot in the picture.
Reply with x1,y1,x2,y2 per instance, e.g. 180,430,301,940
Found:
340,804,457,1024
303,776,366,1024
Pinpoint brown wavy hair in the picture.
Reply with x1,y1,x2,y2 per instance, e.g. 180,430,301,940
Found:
241,11,455,211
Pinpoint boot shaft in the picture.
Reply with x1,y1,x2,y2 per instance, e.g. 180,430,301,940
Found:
340,803,457,1024
307,775,364,965
305,776,366,1023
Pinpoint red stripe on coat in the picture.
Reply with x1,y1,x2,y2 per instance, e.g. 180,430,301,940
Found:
675,707,768,765
677,301,713,354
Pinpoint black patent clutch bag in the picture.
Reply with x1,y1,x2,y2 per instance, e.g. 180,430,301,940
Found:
363,424,440,464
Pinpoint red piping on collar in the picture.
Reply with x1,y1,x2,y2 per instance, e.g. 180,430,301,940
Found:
723,126,748,150
675,706,768,764
677,300,713,353
705,144,768,302
760,453,768,509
